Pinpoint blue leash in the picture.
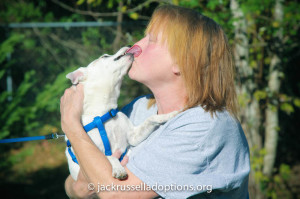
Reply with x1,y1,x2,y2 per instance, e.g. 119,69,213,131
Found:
67,108,127,164
0,108,127,162
0,133,64,143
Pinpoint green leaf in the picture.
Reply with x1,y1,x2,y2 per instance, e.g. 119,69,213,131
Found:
250,60,258,68
121,6,127,13
129,12,139,20
280,103,294,114
107,0,114,8
293,98,300,108
254,90,267,101
77,0,85,5
264,57,271,65
279,164,291,181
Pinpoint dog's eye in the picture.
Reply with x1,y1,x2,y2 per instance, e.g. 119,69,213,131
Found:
114,51,128,61
114,54,125,61
101,55,109,58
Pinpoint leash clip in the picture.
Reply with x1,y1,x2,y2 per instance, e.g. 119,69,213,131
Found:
53,133,65,139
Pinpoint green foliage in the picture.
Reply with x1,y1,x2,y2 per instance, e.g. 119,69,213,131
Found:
35,69,70,112
278,94,299,115
0,0,150,142
207,0,221,10
82,28,101,47
237,92,249,108
0,1,42,22
251,147,292,198
266,164,292,198
177,0,200,8
293,98,300,108
0,33,24,64
254,90,267,101
0,70,36,139
280,103,294,115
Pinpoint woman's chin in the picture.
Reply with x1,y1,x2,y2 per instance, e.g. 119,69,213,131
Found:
128,68,134,79
128,68,138,81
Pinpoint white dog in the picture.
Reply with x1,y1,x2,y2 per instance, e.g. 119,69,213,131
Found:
65,47,176,181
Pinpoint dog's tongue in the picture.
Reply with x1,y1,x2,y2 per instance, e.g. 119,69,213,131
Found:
126,45,142,57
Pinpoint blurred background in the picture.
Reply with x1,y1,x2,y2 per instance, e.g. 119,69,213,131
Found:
0,0,299,198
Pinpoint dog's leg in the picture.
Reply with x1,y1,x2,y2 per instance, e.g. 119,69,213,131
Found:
107,156,128,179
127,111,178,146
65,147,80,181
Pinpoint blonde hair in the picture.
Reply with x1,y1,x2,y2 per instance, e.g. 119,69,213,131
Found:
146,5,238,118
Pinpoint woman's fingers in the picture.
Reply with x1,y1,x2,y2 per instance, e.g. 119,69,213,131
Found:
120,155,129,166
60,83,84,133
112,150,129,166
111,150,122,159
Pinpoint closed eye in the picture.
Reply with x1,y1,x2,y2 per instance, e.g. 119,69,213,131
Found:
101,54,110,58
114,55,123,61
148,34,157,43
113,51,127,61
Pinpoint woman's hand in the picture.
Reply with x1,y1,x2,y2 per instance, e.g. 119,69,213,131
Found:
111,150,129,166
65,170,97,199
65,151,128,199
60,84,84,134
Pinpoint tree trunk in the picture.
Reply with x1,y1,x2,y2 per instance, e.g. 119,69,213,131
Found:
263,0,283,177
230,0,262,198
112,1,123,51
230,0,261,151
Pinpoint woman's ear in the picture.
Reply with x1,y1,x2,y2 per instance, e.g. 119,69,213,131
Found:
172,65,181,76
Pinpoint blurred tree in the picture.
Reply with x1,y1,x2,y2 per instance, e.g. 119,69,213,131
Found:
263,0,283,178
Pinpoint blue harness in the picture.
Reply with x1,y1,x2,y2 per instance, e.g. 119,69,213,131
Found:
66,108,127,164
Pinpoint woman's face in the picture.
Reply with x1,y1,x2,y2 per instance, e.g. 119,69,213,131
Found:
128,32,176,89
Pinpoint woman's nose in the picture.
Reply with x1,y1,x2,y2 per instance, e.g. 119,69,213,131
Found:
126,45,142,57
133,36,146,50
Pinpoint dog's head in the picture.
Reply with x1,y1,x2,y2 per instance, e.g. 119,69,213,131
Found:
66,47,134,86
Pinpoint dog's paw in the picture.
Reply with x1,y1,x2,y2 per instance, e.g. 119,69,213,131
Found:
112,166,128,180
148,111,179,124
107,156,128,179
164,111,179,120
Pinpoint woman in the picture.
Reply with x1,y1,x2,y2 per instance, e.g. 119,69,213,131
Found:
61,5,250,199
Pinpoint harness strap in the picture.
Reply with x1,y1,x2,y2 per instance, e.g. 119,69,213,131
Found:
67,108,127,164
83,109,118,132
93,116,112,156
67,142,79,164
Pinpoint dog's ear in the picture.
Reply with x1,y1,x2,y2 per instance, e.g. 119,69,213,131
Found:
66,67,87,84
